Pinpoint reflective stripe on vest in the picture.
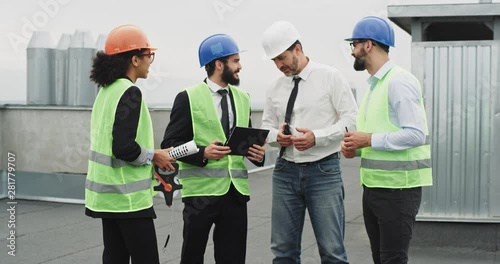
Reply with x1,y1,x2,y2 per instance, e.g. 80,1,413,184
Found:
361,135,431,171
86,178,152,194
89,150,128,168
177,167,248,179
361,158,431,171
178,82,250,197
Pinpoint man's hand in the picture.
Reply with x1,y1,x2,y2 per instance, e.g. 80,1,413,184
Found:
204,140,231,160
247,144,265,162
291,127,315,151
153,148,176,171
277,123,293,147
343,131,372,150
341,142,356,159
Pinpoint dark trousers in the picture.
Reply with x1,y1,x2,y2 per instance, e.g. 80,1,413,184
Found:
180,187,248,264
362,186,422,264
101,218,159,264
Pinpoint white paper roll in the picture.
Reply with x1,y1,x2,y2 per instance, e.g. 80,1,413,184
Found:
168,140,199,159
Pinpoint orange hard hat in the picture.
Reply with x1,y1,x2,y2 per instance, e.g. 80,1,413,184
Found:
104,24,156,55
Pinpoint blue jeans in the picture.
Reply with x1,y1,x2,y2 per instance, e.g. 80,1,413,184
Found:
271,154,349,264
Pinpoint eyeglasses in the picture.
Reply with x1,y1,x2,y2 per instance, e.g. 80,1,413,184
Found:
349,40,366,51
138,52,155,63
349,40,376,51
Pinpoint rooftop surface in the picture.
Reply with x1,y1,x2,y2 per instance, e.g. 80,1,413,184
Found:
0,158,498,263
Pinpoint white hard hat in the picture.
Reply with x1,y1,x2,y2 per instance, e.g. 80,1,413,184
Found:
261,20,301,60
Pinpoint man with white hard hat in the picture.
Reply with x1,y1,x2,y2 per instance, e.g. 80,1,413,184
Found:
261,20,357,264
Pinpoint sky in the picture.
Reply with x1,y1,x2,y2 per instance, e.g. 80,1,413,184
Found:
0,0,494,107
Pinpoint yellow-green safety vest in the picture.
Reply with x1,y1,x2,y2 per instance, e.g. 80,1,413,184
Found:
357,66,432,188
178,82,250,198
85,78,156,213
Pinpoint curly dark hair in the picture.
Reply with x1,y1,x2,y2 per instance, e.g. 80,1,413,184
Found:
89,49,146,87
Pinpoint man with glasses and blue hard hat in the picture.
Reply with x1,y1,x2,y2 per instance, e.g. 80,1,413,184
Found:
161,33,265,264
342,16,433,264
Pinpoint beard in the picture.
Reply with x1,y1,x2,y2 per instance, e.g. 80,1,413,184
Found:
221,64,240,86
281,56,300,77
353,50,367,71
353,57,366,71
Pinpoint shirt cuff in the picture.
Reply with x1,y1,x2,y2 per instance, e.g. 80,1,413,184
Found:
266,130,278,144
145,149,154,165
312,129,326,146
371,133,385,151
128,148,151,166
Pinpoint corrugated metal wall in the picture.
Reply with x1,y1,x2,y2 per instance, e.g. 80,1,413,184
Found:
412,41,500,222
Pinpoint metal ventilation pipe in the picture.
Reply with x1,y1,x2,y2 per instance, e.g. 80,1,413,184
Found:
27,31,55,105
66,30,97,106
54,33,71,105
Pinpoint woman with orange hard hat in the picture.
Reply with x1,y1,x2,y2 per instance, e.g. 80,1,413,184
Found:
85,24,176,264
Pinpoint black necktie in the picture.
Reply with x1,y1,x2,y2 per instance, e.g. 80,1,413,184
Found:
279,76,301,157
217,89,230,138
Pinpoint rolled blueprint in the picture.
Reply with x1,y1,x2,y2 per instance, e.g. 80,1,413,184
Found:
168,140,199,159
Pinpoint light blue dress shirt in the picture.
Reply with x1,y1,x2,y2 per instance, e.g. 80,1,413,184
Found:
368,60,427,151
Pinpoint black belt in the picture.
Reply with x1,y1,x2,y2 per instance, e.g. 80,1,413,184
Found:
292,152,340,166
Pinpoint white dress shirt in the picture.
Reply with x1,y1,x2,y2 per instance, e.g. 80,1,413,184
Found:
206,78,234,129
368,60,427,151
261,59,358,163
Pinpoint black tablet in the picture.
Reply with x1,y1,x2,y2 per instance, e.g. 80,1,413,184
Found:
224,126,269,156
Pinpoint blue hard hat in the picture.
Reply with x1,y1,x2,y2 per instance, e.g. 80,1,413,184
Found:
198,34,240,67
345,16,395,47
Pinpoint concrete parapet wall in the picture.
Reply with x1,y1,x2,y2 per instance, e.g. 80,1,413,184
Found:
0,105,267,174
413,222,500,251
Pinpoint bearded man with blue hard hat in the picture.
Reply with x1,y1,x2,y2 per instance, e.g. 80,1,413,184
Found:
161,33,265,264
342,16,433,264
